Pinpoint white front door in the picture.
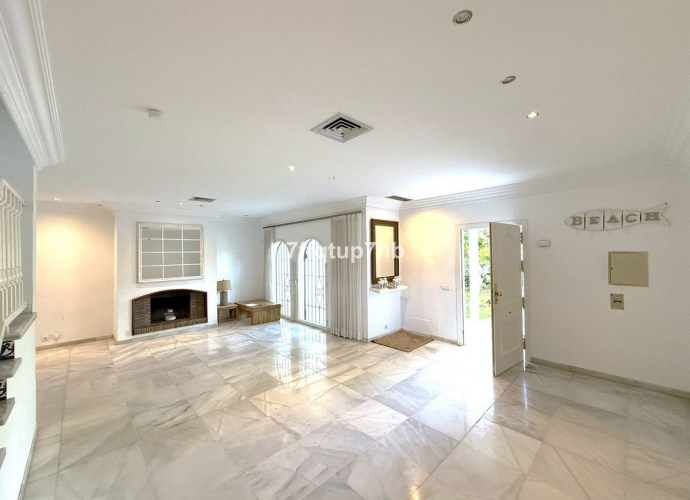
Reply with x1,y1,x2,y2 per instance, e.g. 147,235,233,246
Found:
490,222,524,376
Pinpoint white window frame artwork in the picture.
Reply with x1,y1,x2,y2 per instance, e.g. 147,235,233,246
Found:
137,223,204,283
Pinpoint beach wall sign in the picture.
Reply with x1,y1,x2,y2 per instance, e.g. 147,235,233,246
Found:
564,204,669,231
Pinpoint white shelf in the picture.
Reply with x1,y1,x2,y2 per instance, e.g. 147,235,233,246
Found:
369,285,408,294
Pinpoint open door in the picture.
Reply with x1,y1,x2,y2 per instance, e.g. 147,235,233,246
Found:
490,222,524,376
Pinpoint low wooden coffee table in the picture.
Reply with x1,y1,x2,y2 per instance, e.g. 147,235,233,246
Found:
236,300,281,325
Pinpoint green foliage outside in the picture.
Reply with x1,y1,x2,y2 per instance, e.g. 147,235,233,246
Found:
463,229,492,320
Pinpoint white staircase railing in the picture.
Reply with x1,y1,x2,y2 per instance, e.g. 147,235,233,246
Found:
0,179,25,339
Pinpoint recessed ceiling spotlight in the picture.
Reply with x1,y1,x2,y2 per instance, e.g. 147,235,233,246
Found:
287,165,296,171
328,176,336,180
148,109,164,121
501,76,516,85
178,202,183,205
527,111,540,119
453,10,472,25
53,197,60,201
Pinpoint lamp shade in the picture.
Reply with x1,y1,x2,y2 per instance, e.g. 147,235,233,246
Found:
217,279,232,292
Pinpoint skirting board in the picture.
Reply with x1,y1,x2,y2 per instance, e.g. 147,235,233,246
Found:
36,334,112,350
531,357,690,401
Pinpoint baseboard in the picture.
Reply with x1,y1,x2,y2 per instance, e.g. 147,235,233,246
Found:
17,426,38,500
36,334,112,350
531,357,690,400
366,329,399,342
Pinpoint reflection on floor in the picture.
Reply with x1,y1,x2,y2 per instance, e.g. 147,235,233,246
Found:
462,318,493,371
25,319,690,499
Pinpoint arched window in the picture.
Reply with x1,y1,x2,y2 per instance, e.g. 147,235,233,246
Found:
302,239,326,326
274,241,291,316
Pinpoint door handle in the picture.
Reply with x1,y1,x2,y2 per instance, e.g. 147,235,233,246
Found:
494,283,502,304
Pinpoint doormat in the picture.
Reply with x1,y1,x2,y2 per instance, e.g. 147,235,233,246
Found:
373,330,433,353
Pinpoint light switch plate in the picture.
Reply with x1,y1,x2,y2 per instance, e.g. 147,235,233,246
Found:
610,293,624,310
441,284,451,291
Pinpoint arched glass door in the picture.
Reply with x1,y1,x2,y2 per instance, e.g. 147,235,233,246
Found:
274,241,291,316
302,239,326,326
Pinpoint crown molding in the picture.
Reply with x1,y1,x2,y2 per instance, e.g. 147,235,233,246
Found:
38,200,108,215
103,201,258,225
0,0,64,170
365,196,402,212
260,197,368,227
400,163,676,214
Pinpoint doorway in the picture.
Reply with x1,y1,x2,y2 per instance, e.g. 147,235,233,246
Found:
458,222,527,376
461,226,493,351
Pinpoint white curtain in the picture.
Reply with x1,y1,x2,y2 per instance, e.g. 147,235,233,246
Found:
263,227,276,302
330,213,363,340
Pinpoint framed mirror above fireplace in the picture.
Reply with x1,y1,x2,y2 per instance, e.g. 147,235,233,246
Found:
138,223,204,283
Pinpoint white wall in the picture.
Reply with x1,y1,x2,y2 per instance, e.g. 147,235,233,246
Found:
114,209,262,341
0,325,37,500
216,219,264,304
400,175,690,392
0,100,37,500
36,202,115,346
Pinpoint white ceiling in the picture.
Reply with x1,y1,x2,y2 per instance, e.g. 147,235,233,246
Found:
37,0,690,217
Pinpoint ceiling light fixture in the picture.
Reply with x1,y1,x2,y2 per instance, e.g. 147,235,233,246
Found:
148,109,164,121
178,202,183,206
501,76,516,84
287,165,296,171
453,10,472,25
328,176,335,180
53,197,60,201
527,111,540,119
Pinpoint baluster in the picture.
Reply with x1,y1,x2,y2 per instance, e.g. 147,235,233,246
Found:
0,185,8,323
0,179,25,327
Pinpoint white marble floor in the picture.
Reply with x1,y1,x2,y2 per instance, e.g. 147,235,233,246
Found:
24,319,690,500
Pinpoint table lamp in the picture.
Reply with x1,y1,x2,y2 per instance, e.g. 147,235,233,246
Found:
217,279,232,305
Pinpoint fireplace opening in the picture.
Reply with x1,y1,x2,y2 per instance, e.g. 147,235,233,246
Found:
132,289,207,335
150,295,190,324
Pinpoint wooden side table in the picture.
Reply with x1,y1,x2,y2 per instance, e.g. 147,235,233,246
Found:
217,303,238,322
236,300,281,325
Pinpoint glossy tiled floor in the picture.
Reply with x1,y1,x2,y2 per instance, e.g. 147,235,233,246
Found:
25,319,690,499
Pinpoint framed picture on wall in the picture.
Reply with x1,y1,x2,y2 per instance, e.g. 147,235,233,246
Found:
137,223,204,283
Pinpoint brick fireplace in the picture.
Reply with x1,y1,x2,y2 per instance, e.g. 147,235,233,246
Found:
132,289,207,335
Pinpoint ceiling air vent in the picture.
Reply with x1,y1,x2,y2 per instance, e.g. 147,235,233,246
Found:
386,195,412,202
311,113,372,143
189,196,216,203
